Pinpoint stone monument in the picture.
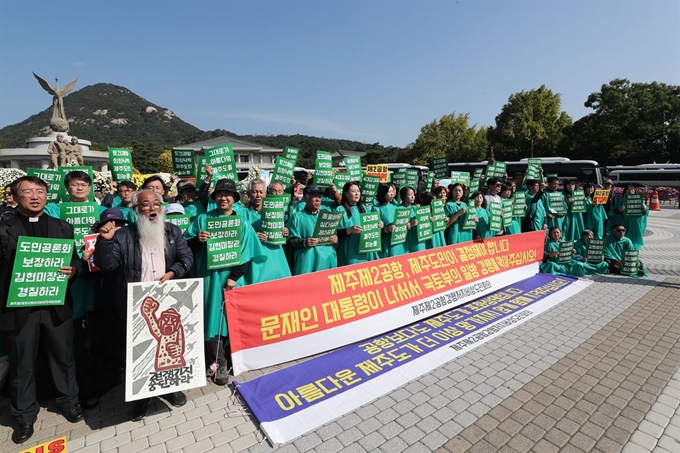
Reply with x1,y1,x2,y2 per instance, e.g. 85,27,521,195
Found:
32,72,78,133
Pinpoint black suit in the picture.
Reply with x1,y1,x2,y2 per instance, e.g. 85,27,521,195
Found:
0,214,83,423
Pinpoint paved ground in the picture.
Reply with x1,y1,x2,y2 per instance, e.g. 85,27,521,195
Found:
0,207,678,453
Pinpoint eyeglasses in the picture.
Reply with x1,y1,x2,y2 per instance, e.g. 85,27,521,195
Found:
615,228,626,232
138,202,163,210
69,182,90,189
118,188,135,193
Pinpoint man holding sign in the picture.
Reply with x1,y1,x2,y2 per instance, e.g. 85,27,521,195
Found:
95,189,194,421
0,176,84,444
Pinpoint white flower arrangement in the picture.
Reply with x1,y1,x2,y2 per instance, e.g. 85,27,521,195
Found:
0,168,27,202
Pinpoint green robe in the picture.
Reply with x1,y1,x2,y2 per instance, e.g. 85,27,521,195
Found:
375,203,407,258
584,198,607,239
542,191,566,231
286,208,338,275
444,201,473,244
182,200,207,221
541,240,607,277
604,234,646,277
241,206,292,283
525,191,547,231
563,196,585,242
607,198,626,235
184,210,266,340
475,207,494,239
402,205,425,253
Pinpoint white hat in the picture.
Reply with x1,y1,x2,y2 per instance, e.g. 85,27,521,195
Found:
164,203,185,215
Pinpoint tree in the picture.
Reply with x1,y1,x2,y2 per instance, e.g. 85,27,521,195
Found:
410,112,487,165
157,150,174,173
566,79,680,165
491,85,572,160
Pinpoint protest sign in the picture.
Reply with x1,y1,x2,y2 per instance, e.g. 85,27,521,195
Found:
26,168,63,203
59,166,95,202
485,161,506,178
171,149,195,177
469,178,481,192
431,157,449,179
431,199,447,233
365,164,388,182
344,156,363,181
405,169,419,189
556,240,574,264
283,146,300,164
84,233,98,272
125,278,205,402
109,147,134,182
7,237,73,307
503,199,514,227
21,436,67,453
547,192,566,215
415,206,433,242
593,189,610,205
205,143,238,181
333,171,352,190
622,250,640,276
624,193,645,216
391,207,411,245
571,190,587,213
206,216,243,270
391,169,407,187
271,156,296,190
314,151,334,188
449,171,470,187
259,196,288,245
60,202,98,249
462,207,478,230
360,175,381,204
167,214,192,233
512,192,527,217
312,211,344,244
526,158,542,180
358,212,381,253
585,238,605,263
488,201,503,232
425,172,435,191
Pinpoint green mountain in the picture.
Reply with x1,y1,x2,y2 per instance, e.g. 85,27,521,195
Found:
0,83,208,149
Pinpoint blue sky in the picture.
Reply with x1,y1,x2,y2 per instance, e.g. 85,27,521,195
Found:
1,0,678,147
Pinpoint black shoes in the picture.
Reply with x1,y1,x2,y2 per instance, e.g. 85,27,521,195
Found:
131,398,150,422
213,364,230,386
62,403,85,423
12,417,36,444
166,391,187,407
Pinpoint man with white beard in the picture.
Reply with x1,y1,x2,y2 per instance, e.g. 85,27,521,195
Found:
94,189,193,422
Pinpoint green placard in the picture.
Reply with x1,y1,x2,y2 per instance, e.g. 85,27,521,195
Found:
547,192,566,215
556,240,574,264
312,210,344,244
359,212,381,253
172,149,195,177
6,236,73,307
431,158,449,179
621,249,640,275
469,178,482,193
624,193,644,216
526,164,542,181
314,151,334,188
527,158,542,166
27,168,63,203
60,202,98,249
472,168,484,179
206,216,243,270
502,199,513,227
391,207,411,246
486,161,506,178
271,156,296,190
108,147,134,182
361,175,381,204
344,156,363,181
488,201,503,232
205,143,238,182
391,170,407,188
425,172,435,191
431,199,447,233
571,190,587,214
283,146,300,164
449,171,470,187
333,171,353,190
405,169,419,189
167,214,192,233
512,192,527,217
462,207,478,230
415,206,433,242
585,238,605,263
59,166,95,202
259,195,288,245
546,173,558,180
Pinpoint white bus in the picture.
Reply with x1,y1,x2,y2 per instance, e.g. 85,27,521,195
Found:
608,168,680,188
448,158,603,185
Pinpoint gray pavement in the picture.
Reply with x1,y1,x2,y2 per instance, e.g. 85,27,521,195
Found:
1,207,679,452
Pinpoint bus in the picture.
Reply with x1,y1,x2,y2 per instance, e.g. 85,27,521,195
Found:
608,168,680,188
447,158,603,185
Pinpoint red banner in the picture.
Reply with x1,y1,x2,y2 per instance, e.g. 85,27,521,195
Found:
225,231,545,374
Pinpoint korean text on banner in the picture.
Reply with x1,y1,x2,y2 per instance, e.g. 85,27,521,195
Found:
462,207,478,230
365,164,388,182
361,175,381,204
27,168,63,203
259,196,288,245
431,199,447,233
60,202,98,249
415,206,433,242
547,192,566,215
557,240,574,264
283,146,300,164
206,216,243,270
391,207,411,245
172,149,195,177
225,231,546,374
593,189,610,205
167,214,192,233
7,237,73,307
271,156,296,189
333,171,352,190
431,157,449,179
205,143,238,181
512,191,527,217
586,238,605,263
312,211,344,244
571,190,587,213
314,151,334,188
344,156,363,181
625,193,645,216
488,201,503,232
449,171,470,187
622,250,640,276
84,233,98,272
358,212,381,253
486,161,506,178
109,147,134,182
502,199,513,227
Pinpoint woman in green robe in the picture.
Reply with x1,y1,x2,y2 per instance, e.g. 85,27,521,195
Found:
501,183,522,235
241,202,292,284
613,186,648,250
541,227,608,277
445,184,472,244
417,191,446,249
470,191,493,240
562,180,585,242
604,224,646,277
400,186,424,253
583,183,607,239
286,187,339,275
336,182,384,265
375,183,406,258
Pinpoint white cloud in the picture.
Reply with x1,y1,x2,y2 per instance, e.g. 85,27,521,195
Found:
73,61,86,68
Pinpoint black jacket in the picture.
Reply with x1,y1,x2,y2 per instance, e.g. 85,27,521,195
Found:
94,222,193,313
0,214,82,331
